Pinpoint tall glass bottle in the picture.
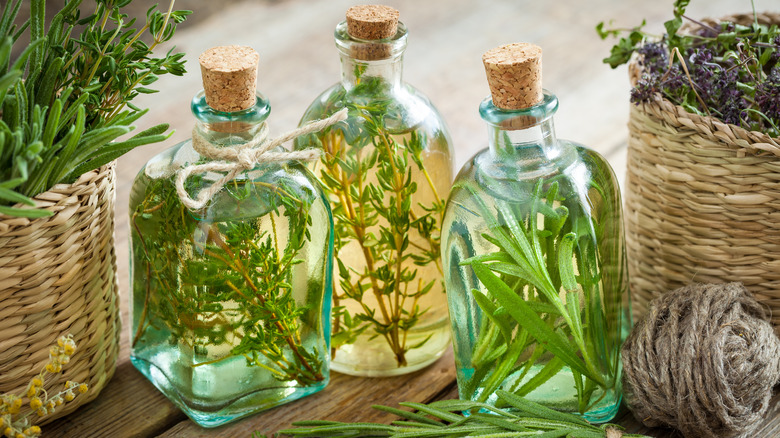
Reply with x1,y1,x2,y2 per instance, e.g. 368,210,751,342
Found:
441,43,630,422
295,5,453,376
129,46,332,427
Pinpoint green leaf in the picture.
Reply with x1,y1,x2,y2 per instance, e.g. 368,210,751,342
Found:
470,261,597,383
496,390,591,427
557,232,578,292
0,186,35,206
28,0,44,71
472,290,513,343
0,204,52,218
513,356,565,397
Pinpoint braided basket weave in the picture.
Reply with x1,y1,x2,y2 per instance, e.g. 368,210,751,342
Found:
626,13,780,330
0,163,120,424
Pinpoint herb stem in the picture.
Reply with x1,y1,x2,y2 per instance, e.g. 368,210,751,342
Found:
207,225,323,382
131,211,152,347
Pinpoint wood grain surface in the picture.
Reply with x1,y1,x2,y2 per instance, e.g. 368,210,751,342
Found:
39,0,779,436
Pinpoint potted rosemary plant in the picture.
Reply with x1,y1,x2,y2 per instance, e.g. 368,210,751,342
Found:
0,0,188,424
597,1,780,326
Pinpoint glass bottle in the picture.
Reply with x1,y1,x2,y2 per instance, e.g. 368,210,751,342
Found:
441,43,630,422
129,46,332,427
295,5,453,376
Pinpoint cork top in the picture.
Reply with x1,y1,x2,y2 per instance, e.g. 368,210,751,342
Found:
199,45,259,112
346,5,399,40
482,43,543,110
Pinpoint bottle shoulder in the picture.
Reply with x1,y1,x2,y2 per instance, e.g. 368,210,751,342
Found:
448,141,620,207
131,139,330,222
299,80,451,138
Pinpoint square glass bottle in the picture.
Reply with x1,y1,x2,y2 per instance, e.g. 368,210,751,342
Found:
129,46,333,427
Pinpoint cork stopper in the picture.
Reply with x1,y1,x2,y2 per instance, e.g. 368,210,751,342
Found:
482,43,543,110
199,45,259,112
346,5,399,40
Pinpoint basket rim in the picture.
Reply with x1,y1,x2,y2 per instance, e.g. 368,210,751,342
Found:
0,161,116,222
627,11,780,157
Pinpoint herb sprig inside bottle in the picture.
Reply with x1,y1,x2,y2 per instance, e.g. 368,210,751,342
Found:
295,5,454,376
441,43,630,422
129,46,335,427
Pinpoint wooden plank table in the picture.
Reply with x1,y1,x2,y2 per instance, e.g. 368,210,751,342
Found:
42,0,779,436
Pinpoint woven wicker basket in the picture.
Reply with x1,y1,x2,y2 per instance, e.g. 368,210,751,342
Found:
0,163,120,424
625,13,780,329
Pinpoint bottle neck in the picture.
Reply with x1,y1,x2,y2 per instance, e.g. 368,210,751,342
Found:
339,53,404,90
480,91,560,163
334,20,407,91
191,91,271,148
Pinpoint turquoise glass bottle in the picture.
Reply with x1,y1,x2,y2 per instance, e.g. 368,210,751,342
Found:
129,46,332,427
295,5,453,376
441,43,630,422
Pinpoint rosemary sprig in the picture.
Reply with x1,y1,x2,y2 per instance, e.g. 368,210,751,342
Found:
264,391,647,438
298,72,445,367
0,0,189,217
459,178,624,415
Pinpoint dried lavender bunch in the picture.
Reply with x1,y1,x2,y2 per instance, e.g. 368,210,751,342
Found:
597,0,780,137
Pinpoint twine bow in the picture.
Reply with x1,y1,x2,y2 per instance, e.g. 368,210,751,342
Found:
175,108,348,210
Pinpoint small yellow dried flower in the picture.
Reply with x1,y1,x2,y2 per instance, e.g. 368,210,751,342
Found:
28,398,42,411
0,335,84,437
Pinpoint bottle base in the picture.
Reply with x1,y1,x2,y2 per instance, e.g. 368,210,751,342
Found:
130,355,328,427
331,350,444,377
461,365,621,423
330,325,450,377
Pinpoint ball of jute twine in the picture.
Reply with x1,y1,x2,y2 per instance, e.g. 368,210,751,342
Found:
174,108,347,210
622,283,780,438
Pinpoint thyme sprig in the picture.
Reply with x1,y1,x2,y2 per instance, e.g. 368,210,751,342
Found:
131,174,325,385
597,0,780,137
298,72,445,367
0,0,189,217
263,391,647,438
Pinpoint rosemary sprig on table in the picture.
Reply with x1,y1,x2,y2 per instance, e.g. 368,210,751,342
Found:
261,390,647,438
0,0,189,217
298,72,445,367
131,175,324,384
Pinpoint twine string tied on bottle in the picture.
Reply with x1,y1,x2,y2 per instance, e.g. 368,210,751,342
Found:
175,108,347,210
